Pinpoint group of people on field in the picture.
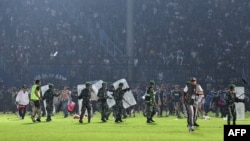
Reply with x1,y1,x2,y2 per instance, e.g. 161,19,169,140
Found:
14,78,245,132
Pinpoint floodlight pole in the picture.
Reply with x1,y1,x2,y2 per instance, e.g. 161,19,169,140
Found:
126,0,134,82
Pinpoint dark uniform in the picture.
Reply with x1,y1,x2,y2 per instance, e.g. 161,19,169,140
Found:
70,87,79,115
42,83,59,122
225,84,244,125
113,82,130,123
97,82,111,122
78,82,92,123
156,85,165,117
144,80,157,123
212,92,220,117
171,85,182,118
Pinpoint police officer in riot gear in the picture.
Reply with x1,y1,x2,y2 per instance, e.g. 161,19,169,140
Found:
97,82,112,122
112,82,130,123
78,82,92,123
43,83,59,122
225,84,245,125
144,80,157,123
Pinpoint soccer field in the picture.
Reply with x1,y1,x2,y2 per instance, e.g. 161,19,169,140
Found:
0,112,249,141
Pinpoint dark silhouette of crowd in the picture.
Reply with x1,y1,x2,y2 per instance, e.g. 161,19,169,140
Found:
0,0,250,112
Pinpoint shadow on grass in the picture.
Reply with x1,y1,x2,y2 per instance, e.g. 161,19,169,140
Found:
21,121,48,125
21,122,36,125
146,122,157,125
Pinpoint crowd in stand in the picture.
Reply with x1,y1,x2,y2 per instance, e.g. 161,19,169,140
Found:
0,0,250,114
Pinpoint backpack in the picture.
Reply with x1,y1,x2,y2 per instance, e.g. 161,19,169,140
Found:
217,96,226,106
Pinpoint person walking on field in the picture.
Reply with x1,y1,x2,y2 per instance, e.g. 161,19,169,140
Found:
225,84,245,125
15,84,29,120
144,80,157,123
43,83,60,122
171,85,182,119
97,82,112,122
60,86,70,118
30,80,42,122
78,82,92,123
112,82,130,123
183,77,204,132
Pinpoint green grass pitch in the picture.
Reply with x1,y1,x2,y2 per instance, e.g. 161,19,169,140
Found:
0,112,249,141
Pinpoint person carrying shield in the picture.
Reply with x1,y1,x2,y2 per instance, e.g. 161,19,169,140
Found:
97,82,112,122
112,82,130,123
225,84,245,125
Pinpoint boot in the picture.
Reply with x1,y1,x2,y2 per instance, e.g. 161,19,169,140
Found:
88,116,91,123
31,116,36,122
101,118,106,122
46,115,51,122
233,121,236,125
105,116,109,120
101,115,106,122
150,118,155,122
79,115,83,123
189,126,195,132
36,118,41,122
115,119,119,123
194,122,199,127
147,118,152,123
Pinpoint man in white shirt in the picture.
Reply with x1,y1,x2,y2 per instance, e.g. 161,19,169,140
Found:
16,85,30,120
